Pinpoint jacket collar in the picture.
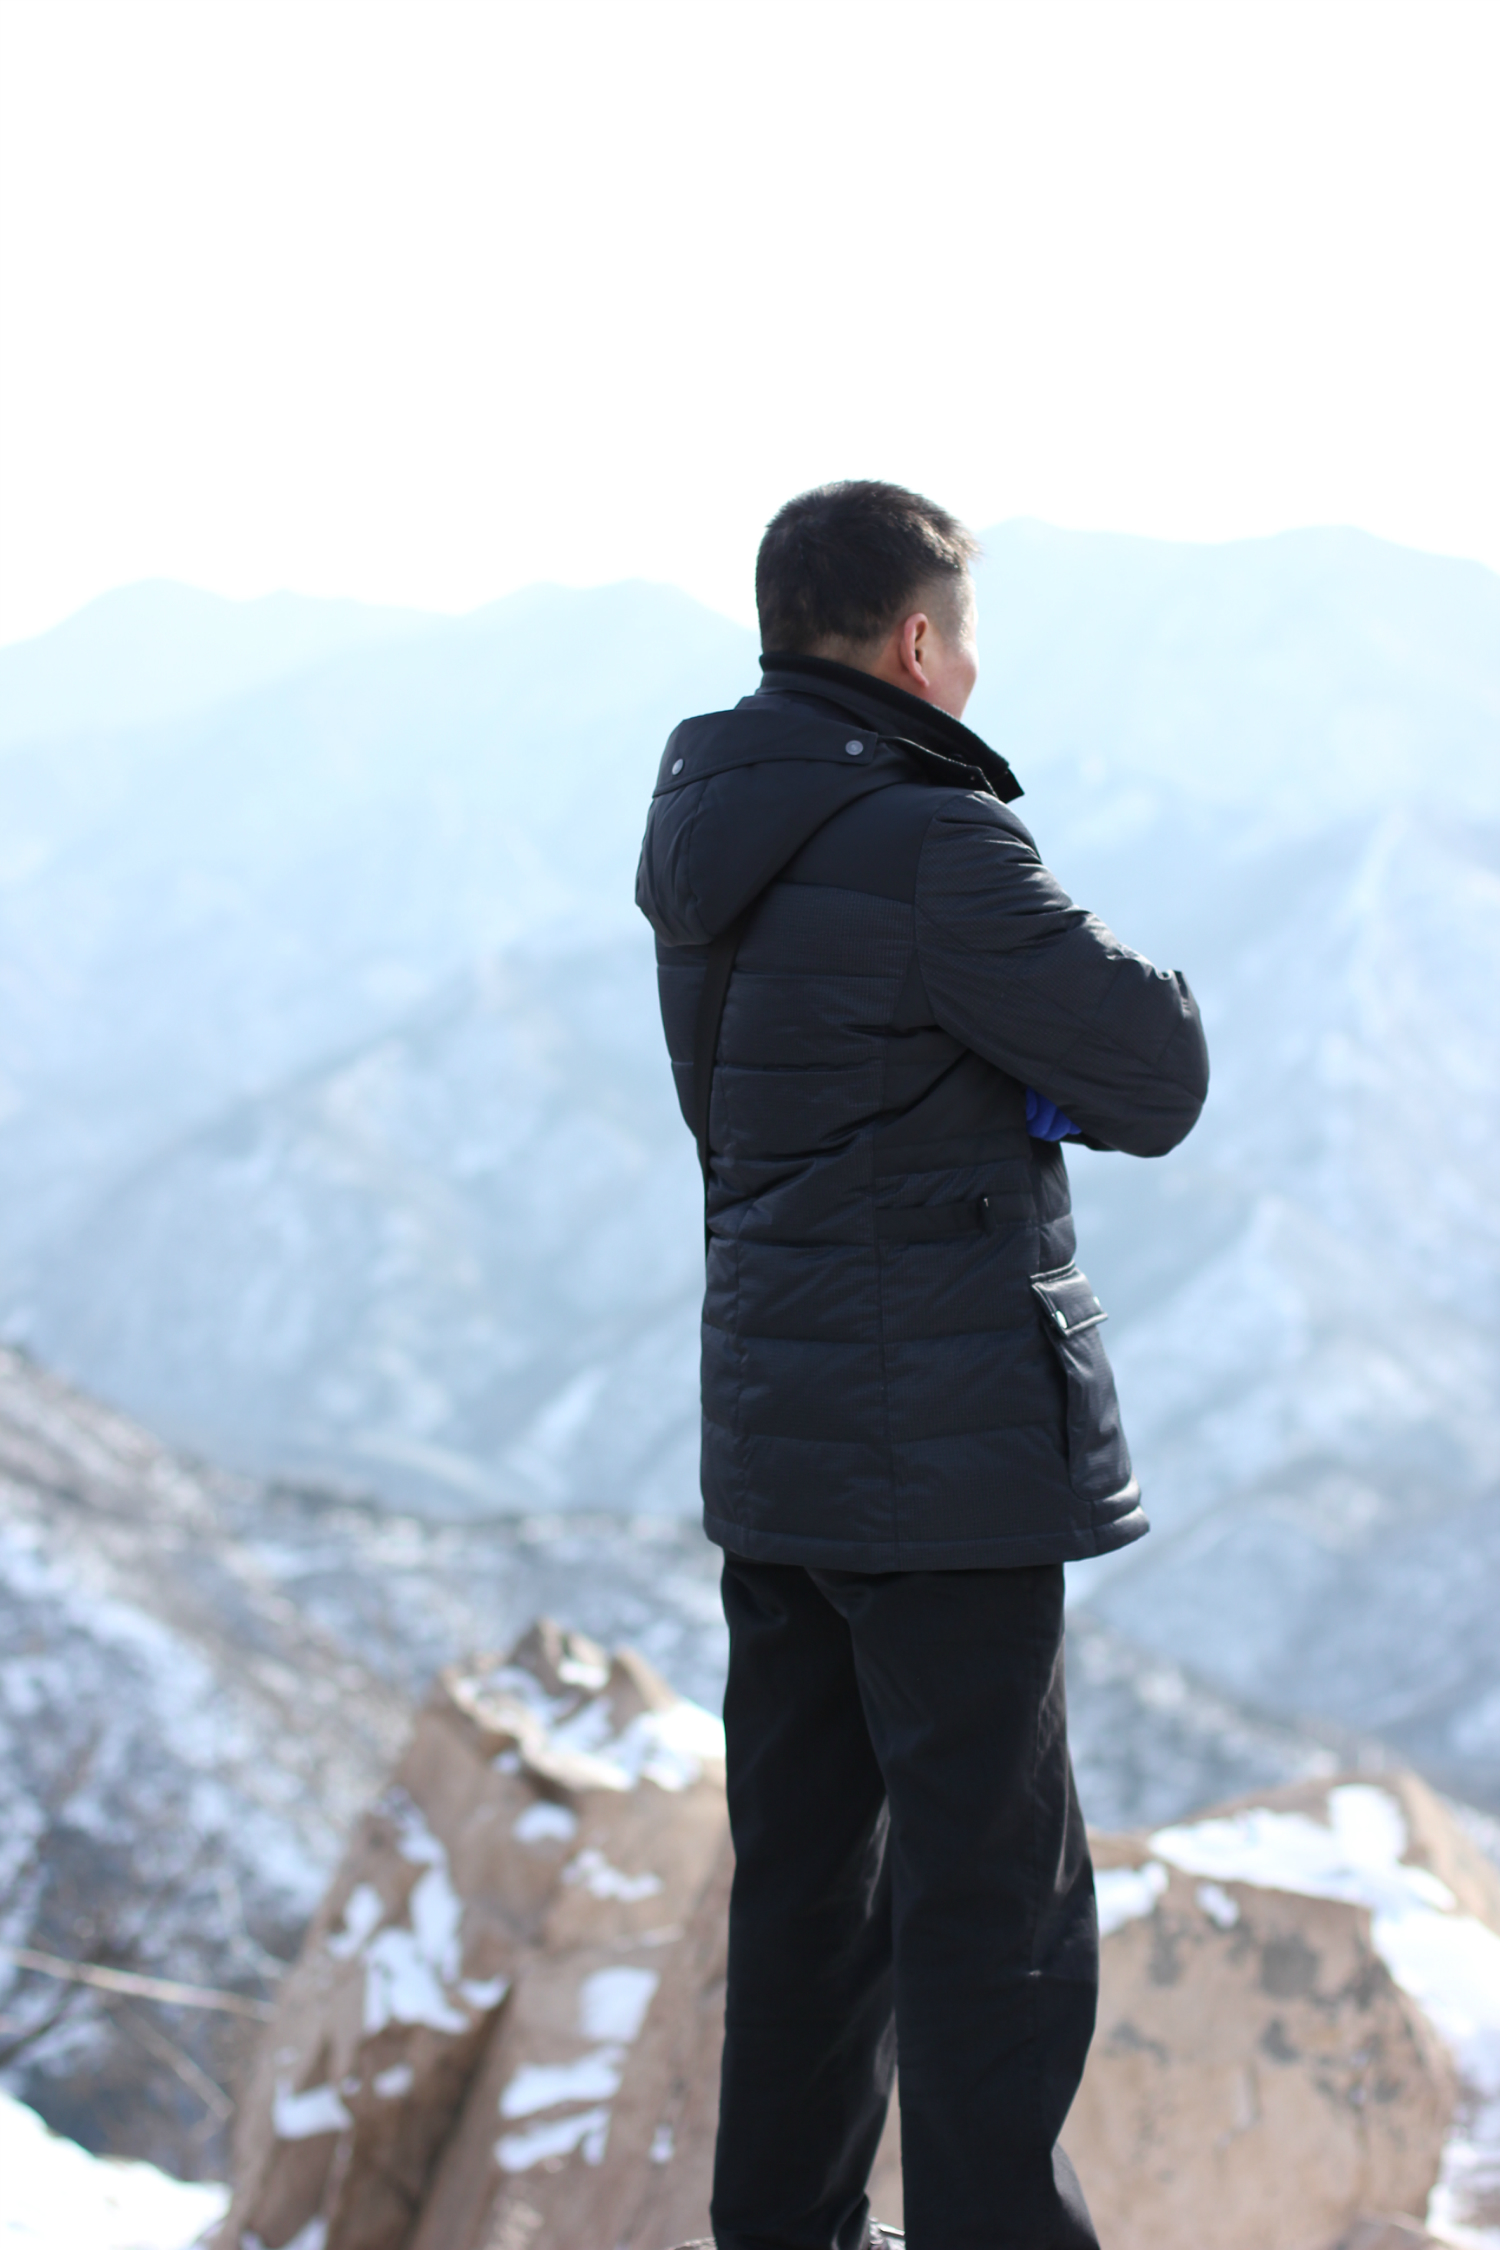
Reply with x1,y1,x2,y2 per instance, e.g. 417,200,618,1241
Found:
756,650,1023,804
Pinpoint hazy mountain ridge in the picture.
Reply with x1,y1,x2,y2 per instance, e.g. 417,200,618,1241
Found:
26,940,702,1514
0,579,443,751
1,525,1497,1800
0,580,750,1266
971,521,1500,823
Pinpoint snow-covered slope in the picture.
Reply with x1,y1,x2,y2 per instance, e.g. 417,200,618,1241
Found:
0,2090,227,2250
0,1346,403,2176
19,942,701,1515
0,529,1496,1800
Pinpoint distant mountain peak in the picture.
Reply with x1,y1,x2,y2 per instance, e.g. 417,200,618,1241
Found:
0,580,444,749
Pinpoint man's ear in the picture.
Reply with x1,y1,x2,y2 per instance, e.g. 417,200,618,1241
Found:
896,611,935,693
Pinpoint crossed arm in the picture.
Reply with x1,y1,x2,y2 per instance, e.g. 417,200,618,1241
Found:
914,795,1209,1158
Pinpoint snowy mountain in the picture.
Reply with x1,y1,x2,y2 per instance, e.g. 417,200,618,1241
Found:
1,527,1497,1803
23,940,702,1516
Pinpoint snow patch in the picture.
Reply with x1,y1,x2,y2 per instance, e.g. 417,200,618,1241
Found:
487,1964,660,2183
273,2080,353,2139
475,1667,574,1728
458,1972,510,2009
557,1651,610,1692
578,1964,659,2043
563,1846,663,1902
500,2046,626,2119
513,1800,579,1846
544,1700,725,1794
1197,1881,1241,1929
355,1793,471,2035
363,1913,469,2036
1150,1783,1456,1916
496,2104,611,2172
1096,1860,1168,1936
0,2089,228,2249
389,1791,447,1869
372,2061,415,2099
326,1880,384,1957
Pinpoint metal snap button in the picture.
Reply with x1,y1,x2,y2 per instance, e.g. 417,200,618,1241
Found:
671,758,684,774
845,740,863,756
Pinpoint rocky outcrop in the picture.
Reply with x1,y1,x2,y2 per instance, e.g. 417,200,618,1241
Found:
220,1622,729,2250
1073,1780,1469,2250
1100,1768,1500,2250
222,1631,1500,2250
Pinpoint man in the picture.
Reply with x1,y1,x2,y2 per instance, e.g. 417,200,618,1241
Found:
635,482,1208,2250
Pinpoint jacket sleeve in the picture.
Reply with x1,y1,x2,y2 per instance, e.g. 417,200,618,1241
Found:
914,794,1209,1157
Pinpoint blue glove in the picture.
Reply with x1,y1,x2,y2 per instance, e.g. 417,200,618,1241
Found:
1025,1087,1077,1141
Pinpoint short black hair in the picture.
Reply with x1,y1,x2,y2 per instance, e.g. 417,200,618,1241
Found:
755,480,978,655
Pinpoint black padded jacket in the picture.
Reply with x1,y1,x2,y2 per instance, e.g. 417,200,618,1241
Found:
634,653,1209,1570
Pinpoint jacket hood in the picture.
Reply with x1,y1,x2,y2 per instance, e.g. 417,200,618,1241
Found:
635,660,1022,946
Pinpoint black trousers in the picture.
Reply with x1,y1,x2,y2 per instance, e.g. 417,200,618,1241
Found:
711,1559,1100,2250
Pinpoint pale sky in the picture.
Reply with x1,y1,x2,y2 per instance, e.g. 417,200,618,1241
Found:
2,0,1497,644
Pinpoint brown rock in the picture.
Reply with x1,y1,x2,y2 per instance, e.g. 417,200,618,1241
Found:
219,1621,728,2250
1068,1850,1453,2250
409,1786,725,2250
227,1651,1498,2250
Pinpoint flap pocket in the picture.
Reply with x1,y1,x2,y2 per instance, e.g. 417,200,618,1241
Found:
1030,1261,1107,1337
1029,1261,1131,1508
